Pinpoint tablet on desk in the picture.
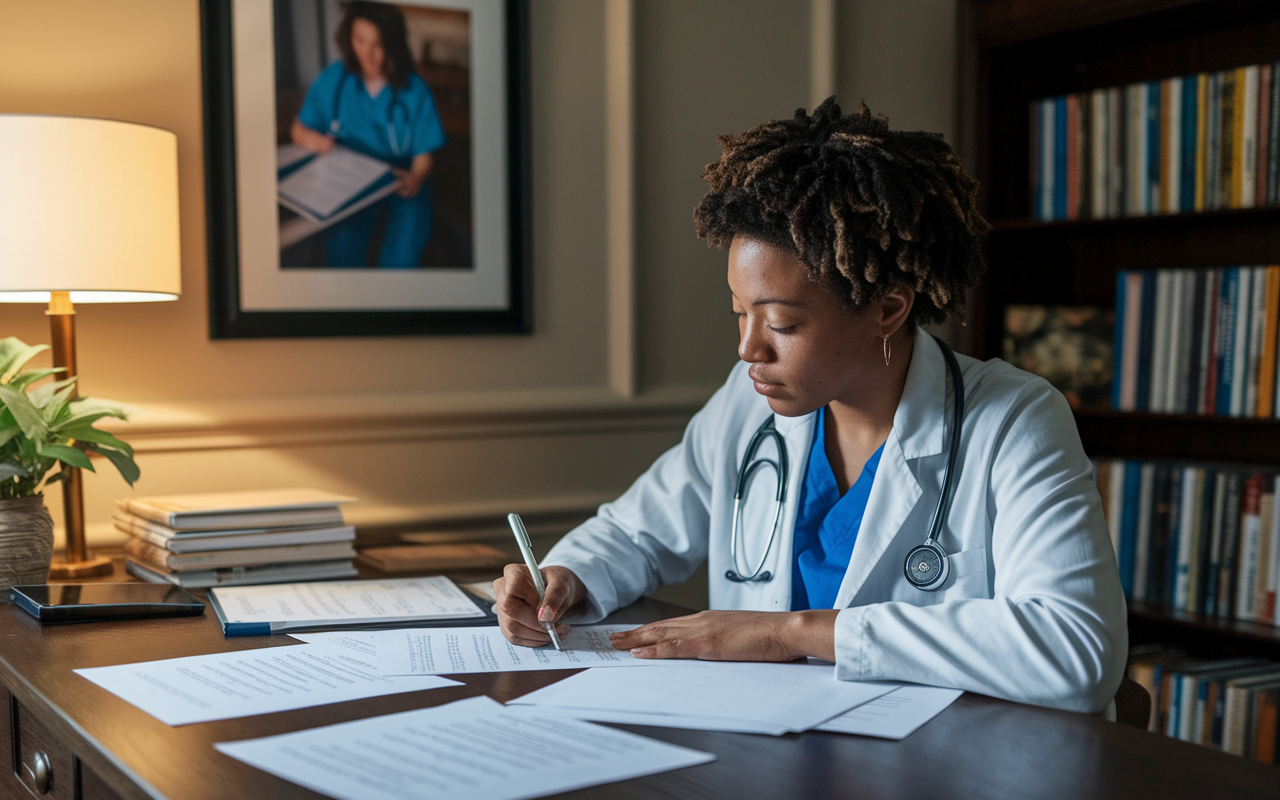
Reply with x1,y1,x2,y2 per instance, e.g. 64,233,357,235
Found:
9,583,206,623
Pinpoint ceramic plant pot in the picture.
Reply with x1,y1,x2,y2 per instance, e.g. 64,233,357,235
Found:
0,495,53,597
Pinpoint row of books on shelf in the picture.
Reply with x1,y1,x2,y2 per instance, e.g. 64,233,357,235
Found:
1030,62,1280,221
117,488,360,588
1111,266,1280,417
1128,645,1280,762
1095,460,1280,624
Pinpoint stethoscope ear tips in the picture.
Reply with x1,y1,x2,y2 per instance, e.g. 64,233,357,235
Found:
725,570,772,583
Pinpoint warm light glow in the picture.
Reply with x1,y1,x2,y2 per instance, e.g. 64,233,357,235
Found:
0,115,181,298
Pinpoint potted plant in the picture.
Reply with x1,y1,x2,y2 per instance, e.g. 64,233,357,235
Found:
0,337,139,592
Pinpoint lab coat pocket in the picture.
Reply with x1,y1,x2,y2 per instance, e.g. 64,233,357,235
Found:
940,546,989,596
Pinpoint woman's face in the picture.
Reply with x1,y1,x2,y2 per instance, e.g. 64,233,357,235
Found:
728,236,887,417
351,18,386,80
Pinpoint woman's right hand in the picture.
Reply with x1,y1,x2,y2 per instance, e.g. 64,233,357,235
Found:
291,119,336,154
494,564,587,647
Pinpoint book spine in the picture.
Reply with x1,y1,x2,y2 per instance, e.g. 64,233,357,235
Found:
1220,473,1244,618
1217,268,1238,416
1109,86,1125,217
1182,73,1199,212
1131,83,1146,216
1187,270,1208,414
1134,463,1157,602
1092,89,1108,218
1122,272,1144,410
1041,99,1055,220
1056,94,1069,219
1247,266,1268,416
1193,467,1218,614
1174,467,1198,610
1253,486,1274,622
1206,472,1228,616
1269,474,1280,621
1169,270,1193,412
1203,269,1221,414
1241,66,1259,207
1258,266,1280,417
1077,92,1089,219
1148,80,1161,214
1232,266,1255,416
1257,65,1270,208
1120,461,1142,596
1113,271,1127,410
1165,77,1180,213
1255,689,1278,763
1030,100,1041,219
1151,271,1173,412
1221,69,1237,210
1271,61,1280,205
1150,466,1174,604
1208,72,1222,210
1197,73,1210,211
1067,93,1080,220
1138,271,1159,411
1224,685,1250,756
1237,473,1264,620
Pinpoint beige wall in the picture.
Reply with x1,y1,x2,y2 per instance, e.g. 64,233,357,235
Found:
0,0,956,610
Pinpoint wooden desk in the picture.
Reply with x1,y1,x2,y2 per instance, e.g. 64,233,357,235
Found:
0,597,1275,800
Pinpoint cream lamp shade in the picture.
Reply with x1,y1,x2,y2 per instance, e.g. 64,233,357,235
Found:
0,115,181,301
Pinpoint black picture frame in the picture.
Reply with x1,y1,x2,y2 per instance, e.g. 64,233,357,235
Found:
200,0,531,338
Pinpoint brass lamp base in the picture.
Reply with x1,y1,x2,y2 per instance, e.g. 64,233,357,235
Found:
48,554,114,579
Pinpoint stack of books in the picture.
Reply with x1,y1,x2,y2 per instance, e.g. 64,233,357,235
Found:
1030,62,1280,221
1096,460,1280,624
118,488,358,588
1111,266,1280,417
1128,645,1280,762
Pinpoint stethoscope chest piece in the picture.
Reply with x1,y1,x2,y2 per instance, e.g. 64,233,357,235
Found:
904,541,949,591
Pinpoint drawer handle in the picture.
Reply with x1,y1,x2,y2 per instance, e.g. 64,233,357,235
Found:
23,750,52,794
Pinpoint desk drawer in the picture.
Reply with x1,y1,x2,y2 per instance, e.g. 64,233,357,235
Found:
12,699,74,800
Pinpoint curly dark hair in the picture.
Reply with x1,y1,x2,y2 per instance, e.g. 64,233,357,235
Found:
336,1,416,89
694,97,989,327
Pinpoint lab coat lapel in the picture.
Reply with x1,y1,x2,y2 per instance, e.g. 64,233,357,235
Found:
832,330,947,608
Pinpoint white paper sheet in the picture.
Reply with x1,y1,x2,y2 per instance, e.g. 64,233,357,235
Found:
549,708,789,736
816,685,963,739
507,661,896,732
277,145,392,219
75,645,460,725
294,624,677,675
215,696,715,800
211,576,485,632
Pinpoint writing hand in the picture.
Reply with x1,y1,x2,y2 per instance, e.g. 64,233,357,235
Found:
494,564,585,648
609,609,839,662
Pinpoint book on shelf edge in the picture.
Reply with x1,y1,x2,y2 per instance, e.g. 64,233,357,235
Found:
116,488,355,531
125,536,356,572
114,514,355,553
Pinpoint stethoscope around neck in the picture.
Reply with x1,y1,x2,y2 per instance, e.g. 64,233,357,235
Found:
725,335,966,592
328,70,420,158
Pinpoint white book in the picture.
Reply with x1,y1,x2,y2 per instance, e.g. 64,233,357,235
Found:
1133,463,1157,602
1247,266,1269,416
1242,65,1260,208
126,558,360,589
1174,467,1199,610
1165,76,1182,214
1231,268,1254,416
1238,496,1263,621
115,515,355,553
1107,459,1126,559
1150,271,1174,412
116,487,355,531
1120,272,1144,410
1164,270,1190,411
1130,83,1148,216
1091,88,1109,218
1108,87,1125,217
1041,99,1055,221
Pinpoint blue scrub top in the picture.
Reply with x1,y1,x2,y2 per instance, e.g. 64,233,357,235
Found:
791,410,884,611
297,62,446,166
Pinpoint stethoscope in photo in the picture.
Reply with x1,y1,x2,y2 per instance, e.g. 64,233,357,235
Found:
328,70,422,158
725,335,966,592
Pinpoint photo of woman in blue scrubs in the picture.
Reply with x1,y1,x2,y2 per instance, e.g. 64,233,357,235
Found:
289,1,448,268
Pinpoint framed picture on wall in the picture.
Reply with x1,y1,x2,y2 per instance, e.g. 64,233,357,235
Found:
201,0,530,337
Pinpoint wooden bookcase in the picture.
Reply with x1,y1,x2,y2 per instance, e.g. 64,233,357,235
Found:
958,0,1280,660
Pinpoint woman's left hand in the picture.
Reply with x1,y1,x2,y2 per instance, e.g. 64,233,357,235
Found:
609,609,838,662
393,168,425,198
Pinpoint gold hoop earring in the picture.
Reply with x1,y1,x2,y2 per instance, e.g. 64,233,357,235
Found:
883,335,891,367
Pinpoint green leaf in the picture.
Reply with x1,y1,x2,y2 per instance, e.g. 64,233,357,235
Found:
39,444,94,471
0,339,48,383
90,446,139,486
7,368,65,392
28,376,77,409
0,427,19,449
0,463,25,480
0,386,49,440
60,425,133,458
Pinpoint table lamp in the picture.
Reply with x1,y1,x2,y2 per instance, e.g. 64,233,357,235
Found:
0,115,181,578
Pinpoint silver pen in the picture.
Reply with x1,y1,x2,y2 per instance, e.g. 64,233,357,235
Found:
507,513,563,651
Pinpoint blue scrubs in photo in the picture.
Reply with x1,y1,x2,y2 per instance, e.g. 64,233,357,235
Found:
296,61,446,268
791,410,884,611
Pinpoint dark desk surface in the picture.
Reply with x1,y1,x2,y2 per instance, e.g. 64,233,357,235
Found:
1,595,1276,800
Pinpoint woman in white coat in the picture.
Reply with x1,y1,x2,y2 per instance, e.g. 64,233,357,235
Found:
494,99,1128,714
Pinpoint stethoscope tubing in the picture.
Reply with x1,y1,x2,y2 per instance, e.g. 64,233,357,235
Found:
327,70,421,157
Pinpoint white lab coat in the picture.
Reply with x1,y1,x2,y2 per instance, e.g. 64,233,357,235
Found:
543,328,1128,713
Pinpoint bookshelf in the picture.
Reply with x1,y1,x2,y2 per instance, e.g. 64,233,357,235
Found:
958,0,1280,662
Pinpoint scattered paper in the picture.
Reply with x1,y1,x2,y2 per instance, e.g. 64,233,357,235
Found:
294,624,677,676
507,661,896,732
816,685,962,739
75,645,460,725
278,145,393,220
545,708,789,736
215,695,715,800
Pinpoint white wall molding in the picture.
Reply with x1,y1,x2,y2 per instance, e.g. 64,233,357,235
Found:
605,0,637,398
99,384,715,455
810,0,837,108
